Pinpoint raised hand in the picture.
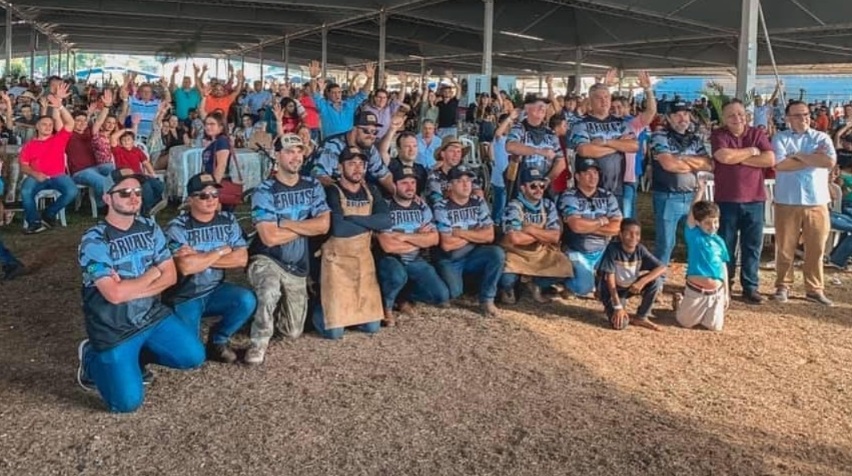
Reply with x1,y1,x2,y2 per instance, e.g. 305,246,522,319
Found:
101,89,114,107
200,84,212,97
364,62,376,78
545,74,553,86
603,68,617,87
235,69,245,82
173,65,180,74
0,91,10,105
54,82,71,101
271,102,283,122
131,113,142,126
398,71,408,85
637,71,652,89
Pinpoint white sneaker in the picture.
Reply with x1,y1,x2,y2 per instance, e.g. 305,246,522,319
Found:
76,339,96,392
244,344,266,365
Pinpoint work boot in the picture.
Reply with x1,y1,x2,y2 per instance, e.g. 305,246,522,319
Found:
244,344,267,366
498,288,516,305
2,260,25,280
480,300,500,318
382,309,397,327
525,281,551,303
207,342,238,364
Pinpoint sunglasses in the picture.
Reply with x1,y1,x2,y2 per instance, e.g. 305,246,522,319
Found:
359,127,378,136
528,183,546,191
192,191,220,200
110,187,143,198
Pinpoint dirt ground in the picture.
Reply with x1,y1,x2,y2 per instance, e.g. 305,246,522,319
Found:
1,205,852,476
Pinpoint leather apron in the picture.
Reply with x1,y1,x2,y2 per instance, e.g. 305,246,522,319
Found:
320,184,384,329
501,203,573,278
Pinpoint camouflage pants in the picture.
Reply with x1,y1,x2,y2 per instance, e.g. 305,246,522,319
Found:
247,255,309,346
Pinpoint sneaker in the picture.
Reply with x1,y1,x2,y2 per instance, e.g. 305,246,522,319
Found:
499,289,516,305
2,260,24,280
382,309,397,327
480,301,500,318
244,344,267,365
207,342,238,364
76,339,96,392
525,281,551,303
142,366,155,386
24,223,47,234
806,292,834,307
147,199,168,217
743,291,765,305
671,293,683,312
772,287,789,303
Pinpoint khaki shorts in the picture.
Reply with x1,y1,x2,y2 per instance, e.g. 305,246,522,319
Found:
676,283,726,332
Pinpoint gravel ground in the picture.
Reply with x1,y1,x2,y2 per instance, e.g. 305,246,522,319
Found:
1,212,851,476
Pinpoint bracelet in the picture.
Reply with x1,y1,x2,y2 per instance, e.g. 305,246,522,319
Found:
612,304,623,310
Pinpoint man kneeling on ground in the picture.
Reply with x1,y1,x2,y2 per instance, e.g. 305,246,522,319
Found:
597,218,667,331
76,168,204,413
164,173,257,364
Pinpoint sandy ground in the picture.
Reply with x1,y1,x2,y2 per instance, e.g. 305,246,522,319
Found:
1,208,851,476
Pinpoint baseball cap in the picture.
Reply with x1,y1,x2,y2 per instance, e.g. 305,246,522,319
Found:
186,173,222,196
669,101,691,114
339,146,368,163
574,158,601,173
520,168,546,185
392,165,418,182
274,133,305,152
355,111,383,128
108,168,147,192
447,165,477,181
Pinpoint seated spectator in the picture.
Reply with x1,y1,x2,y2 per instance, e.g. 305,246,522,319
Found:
111,128,165,216
18,84,78,234
558,158,622,296
597,219,666,331
675,178,729,331
67,104,114,216
433,166,505,317
164,173,256,364
828,169,852,270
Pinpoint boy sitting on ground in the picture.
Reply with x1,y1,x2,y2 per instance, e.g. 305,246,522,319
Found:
674,178,730,331
597,218,667,331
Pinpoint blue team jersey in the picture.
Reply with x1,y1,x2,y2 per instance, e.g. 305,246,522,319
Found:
433,195,492,260
502,196,560,232
164,211,247,303
507,121,563,177
78,217,173,351
570,115,633,196
249,176,330,277
312,135,389,183
382,199,435,262
425,166,483,206
557,187,621,253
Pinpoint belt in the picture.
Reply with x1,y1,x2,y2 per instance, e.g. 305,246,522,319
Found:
686,280,723,296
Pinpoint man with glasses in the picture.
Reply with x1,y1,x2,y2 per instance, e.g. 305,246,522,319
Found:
246,134,330,363
710,99,775,304
163,173,256,364
313,111,394,194
76,168,205,413
771,100,837,306
498,168,572,304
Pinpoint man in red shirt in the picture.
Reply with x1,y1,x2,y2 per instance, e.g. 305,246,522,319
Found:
710,99,776,304
19,83,77,234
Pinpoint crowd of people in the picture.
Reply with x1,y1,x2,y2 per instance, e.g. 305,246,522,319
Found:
0,63,849,413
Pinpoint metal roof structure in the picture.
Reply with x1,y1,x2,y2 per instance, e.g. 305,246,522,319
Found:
2,0,852,75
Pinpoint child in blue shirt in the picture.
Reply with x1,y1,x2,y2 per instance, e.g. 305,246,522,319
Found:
675,178,730,331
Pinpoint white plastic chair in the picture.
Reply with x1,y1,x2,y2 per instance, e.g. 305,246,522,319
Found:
75,185,99,218
458,135,480,168
22,189,67,228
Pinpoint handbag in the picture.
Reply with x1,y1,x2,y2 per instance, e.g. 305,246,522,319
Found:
218,144,244,206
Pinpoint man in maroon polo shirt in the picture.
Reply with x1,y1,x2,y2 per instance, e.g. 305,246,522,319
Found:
710,99,776,304
67,110,114,215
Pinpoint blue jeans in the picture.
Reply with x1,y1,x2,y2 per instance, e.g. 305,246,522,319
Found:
499,273,562,291
0,238,17,265
173,283,257,346
597,276,662,320
717,201,765,294
436,245,505,303
652,191,694,266
20,175,78,228
829,211,852,267
437,127,457,139
72,164,115,208
81,315,205,413
565,249,605,295
491,186,506,224
142,178,165,215
621,182,637,219
311,305,381,340
377,256,450,309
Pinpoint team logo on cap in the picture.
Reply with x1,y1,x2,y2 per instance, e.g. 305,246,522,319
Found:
199,174,215,182
366,113,377,122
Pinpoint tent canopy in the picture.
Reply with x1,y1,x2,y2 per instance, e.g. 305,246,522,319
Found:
2,0,852,74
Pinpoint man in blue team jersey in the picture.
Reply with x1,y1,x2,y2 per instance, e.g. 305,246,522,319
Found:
76,168,205,413
246,134,331,364
164,173,257,364
376,165,449,326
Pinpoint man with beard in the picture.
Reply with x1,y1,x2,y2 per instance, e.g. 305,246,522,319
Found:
377,166,449,326
245,134,330,363
76,168,205,413
310,61,375,138
313,111,394,194
506,95,564,197
313,147,392,339
649,101,713,271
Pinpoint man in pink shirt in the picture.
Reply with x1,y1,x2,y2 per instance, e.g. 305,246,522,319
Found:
19,84,77,234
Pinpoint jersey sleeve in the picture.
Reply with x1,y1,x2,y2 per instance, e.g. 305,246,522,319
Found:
568,121,590,149
420,203,436,231
605,193,622,219
650,131,671,156
557,192,579,217
151,224,173,265
477,197,494,228
250,185,278,224
164,218,189,253
432,201,452,234
544,200,561,230
502,201,523,232
227,214,248,249
310,180,331,216
79,228,113,284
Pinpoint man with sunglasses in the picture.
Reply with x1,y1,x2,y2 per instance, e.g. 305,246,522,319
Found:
76,168,205,413
498,168,572,305
245,134,330,363
313,111,394,194
163,173,256,364
434,165,505,318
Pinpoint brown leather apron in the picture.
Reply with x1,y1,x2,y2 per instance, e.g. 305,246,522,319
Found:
501,202,573,278
320,184,384,329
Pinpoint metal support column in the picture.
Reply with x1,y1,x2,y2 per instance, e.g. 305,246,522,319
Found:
574,48,583,94
321,24,328,79
378,10,387,83
482,0,494,80
5,6,12,75
241,54,245,74
284,37,290,81
419,58,426,92
72,51,76,76
47,40,51,76
736,0,759,99
29,30,35,78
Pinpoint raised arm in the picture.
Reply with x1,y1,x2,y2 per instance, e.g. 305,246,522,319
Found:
637,71,657,126
169,65,179,92
360,62,376,95
50,83,74,132
379,113,405,165
92,89,114,134
227,70,245,102
0,92,13,129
